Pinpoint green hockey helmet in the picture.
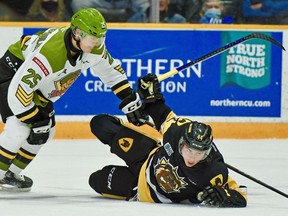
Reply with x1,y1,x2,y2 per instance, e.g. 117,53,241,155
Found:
70,8,107,38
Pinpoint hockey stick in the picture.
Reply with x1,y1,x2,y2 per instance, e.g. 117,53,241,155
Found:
153,32,285,83
225,162,288,198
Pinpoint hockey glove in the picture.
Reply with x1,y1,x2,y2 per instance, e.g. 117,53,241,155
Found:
197,185,247,207
27,118,52,145
137,73,164,104
119,91,148,126
197,186,232,207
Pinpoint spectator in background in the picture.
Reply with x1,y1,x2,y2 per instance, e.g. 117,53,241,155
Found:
0,0,33,21
70,0,149,22
128,0,186,23
222,0,243,24
180,0,203,23
242,0,288,24
26,0,72,22
199,0,233,24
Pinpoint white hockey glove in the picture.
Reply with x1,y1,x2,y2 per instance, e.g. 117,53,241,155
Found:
119,91,148,126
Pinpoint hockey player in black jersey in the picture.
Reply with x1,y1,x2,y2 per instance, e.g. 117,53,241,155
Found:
88,74,247,207
0,8,146,192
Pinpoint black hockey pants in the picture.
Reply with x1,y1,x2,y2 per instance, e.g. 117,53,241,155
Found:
89,114,159,200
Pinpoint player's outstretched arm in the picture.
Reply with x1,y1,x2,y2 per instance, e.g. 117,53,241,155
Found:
137,74,174,130
197,179,247,208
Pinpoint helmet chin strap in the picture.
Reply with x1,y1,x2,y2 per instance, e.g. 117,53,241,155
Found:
71,30,82,52
75,39,82,52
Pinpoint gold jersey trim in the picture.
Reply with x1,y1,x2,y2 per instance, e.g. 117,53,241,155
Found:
19,107,39,122
113,83,130,95
137,147,160,203
101,193,127,200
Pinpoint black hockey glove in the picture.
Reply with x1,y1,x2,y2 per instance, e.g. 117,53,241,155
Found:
137,73,164,104
27,118,52,145
119,91,148,126
27,101,55,145
197,185,247,208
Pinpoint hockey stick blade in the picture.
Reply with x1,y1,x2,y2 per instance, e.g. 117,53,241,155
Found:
251,32,285,51
157,32,285,82
225,163,288,199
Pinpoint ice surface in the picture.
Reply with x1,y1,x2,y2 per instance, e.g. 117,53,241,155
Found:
1,139,287,216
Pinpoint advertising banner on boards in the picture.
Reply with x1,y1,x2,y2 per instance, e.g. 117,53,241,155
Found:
23,28,283,117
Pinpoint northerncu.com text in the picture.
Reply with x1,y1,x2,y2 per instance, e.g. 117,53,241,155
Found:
210,99,271,107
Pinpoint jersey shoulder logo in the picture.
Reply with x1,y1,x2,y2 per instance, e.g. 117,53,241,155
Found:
118,138,133,152
15,84,34,107
33,57,49,76
210,174,224,187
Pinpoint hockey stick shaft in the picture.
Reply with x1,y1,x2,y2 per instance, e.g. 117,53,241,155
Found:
225,162,288,198
157,32,285,82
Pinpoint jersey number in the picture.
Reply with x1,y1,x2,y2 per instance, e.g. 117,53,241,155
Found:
22,68,42,88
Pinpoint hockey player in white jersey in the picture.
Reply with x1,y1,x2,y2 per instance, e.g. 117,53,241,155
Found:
0,8,146,192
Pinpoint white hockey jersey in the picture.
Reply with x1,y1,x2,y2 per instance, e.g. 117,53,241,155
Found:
6,27,132,123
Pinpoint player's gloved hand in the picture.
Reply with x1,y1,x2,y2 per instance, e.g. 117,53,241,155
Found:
137,73,164,104
119,91,148,126
27,118,52,145
197,186,231,207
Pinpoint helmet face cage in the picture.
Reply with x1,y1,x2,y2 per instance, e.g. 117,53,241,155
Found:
71,8,107,39
178,136,211,161
179,122,213,153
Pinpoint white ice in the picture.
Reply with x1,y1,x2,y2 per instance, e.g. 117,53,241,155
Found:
1,138,287,216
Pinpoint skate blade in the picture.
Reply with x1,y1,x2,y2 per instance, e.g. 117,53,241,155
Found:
0,184,31,192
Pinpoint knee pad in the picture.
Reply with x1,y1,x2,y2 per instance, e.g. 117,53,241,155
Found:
89,166,120,195
89,165,136,199
0,116,30,151
90,114,123,144
89,170,103,194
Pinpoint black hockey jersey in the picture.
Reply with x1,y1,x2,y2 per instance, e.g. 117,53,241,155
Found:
137,102,247,205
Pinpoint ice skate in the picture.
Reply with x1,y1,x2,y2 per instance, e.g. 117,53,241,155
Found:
0,170,33,192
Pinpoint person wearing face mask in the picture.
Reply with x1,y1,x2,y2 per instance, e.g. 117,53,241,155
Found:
26,0,71,21
199,0,233,24
88,74,247,207
0,0,34,21
0,8,146,192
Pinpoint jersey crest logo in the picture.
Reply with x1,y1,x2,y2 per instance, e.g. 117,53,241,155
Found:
118,138,133,152
48,70,81,98
155,157,187,193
